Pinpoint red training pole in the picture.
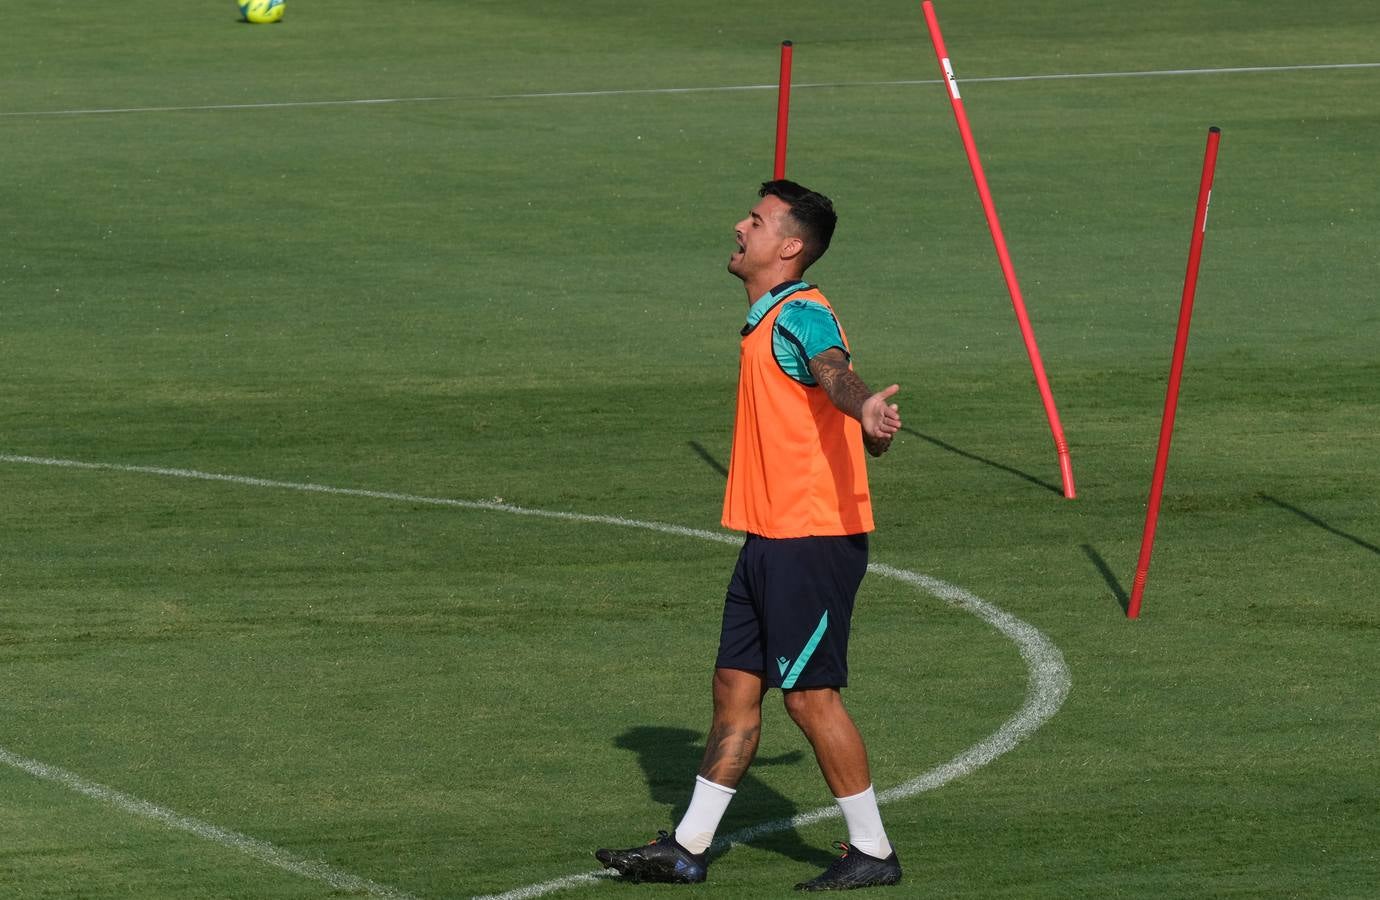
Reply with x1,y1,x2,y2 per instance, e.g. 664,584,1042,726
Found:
919,1,1076,499
774,40,793,179
1127,127,1222,620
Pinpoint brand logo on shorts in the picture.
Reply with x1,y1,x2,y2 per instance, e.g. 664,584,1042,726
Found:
776,656,791,675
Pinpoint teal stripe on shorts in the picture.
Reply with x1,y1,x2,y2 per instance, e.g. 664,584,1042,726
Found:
781,611,829,690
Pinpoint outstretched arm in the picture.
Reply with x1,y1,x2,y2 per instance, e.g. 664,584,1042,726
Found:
808,348,902,457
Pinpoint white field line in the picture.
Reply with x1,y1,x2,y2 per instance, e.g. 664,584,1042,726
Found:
0,453,738,545
0,746,417,899
2,453,1071,900
1,61,1376,118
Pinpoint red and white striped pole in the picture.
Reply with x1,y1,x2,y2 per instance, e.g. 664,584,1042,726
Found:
774,40,793,179
1127,126,1222,619
919,1,1076,499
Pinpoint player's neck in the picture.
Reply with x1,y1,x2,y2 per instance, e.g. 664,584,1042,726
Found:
741,266,805,305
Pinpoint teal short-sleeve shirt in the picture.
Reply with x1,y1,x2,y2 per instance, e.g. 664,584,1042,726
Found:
743,281,849,386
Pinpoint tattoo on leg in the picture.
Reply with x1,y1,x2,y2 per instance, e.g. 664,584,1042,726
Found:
699,722,761,784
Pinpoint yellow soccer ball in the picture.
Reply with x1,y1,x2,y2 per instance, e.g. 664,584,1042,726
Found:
239,0,285,24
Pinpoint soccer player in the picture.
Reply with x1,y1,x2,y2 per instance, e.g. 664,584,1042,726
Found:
596,180,903,891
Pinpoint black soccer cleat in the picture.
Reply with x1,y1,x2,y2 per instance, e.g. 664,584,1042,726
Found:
795,841,902,891
595,830,708,884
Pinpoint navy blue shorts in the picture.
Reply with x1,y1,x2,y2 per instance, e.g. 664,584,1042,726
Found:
715,533,869,690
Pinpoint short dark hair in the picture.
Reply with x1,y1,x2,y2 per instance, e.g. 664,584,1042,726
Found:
759,179,837,270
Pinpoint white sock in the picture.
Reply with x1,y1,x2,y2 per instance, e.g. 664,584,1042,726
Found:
674,776,737,854
835,785,893,858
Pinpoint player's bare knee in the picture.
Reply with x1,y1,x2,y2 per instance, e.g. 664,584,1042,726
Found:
782,687,838,729
712,667,766,715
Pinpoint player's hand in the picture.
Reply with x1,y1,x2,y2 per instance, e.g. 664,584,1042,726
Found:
860,384,901,445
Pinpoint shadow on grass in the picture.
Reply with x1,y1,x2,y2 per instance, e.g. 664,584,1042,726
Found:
1081,544,1130,615
687,441,728,479
612,725,832,869
902,427,1063,496
1259,493,1380,556
697,430,1062,499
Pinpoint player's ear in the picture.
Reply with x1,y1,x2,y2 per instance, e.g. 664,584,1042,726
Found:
780,235,805,262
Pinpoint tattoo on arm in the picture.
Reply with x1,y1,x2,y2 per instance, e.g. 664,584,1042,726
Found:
809,349,872,421
862,431,892,458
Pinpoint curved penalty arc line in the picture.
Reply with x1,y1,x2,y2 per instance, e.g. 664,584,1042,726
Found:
471,566,1071,900
0,453,1070,899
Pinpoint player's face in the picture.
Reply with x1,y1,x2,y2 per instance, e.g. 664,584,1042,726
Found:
728,195,795,280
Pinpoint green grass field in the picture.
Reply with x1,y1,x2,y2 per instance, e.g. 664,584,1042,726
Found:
2,1,1378,897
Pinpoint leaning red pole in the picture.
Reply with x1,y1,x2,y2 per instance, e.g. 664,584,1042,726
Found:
774,40,793,179
920,1,1076,499
1127,127,1222,620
